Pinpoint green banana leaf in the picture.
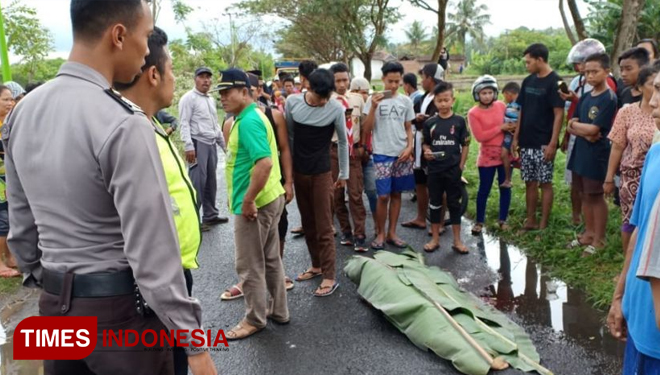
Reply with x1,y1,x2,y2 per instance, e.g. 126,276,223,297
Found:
345,249,553,375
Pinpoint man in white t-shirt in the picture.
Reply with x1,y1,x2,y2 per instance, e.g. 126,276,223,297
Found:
363,62,415,250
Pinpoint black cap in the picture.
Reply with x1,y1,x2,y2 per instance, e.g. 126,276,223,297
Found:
247,69,263,78
214,68,251,92
246,73,260,88
195,67,213,77
419,63,445,82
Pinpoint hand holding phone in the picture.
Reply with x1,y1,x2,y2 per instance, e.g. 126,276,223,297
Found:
381,91,393,99
558,81,569,94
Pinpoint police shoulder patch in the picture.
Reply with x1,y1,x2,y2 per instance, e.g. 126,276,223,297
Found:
104,88,145,114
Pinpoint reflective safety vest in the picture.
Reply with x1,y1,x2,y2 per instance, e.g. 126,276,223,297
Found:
152,118,201,269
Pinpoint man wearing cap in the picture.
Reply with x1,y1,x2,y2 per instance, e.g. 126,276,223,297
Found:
402,63,444,232
218,68,288,339
179,67,228,231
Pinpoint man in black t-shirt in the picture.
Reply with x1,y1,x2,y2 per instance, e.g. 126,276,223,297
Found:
512,43,565,231
617,47,649,108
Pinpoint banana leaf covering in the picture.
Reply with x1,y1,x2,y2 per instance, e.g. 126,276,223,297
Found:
344,249,553,375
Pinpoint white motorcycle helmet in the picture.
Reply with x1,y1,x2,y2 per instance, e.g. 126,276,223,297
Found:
567,38,606,64
471,75,499,102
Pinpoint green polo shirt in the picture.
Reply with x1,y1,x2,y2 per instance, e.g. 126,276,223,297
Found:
225,103,284,214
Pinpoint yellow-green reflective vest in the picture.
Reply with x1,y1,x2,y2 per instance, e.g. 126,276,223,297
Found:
153,118,201,269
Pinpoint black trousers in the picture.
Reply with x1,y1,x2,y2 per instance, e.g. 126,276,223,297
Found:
41,291,174,375
428,166,462,225
173,269,194,375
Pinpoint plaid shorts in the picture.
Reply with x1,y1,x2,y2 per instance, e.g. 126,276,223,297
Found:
373,154,415,196
520,148,554,184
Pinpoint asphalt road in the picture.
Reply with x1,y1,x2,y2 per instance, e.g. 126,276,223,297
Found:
0,156,624,375
191,160,624,375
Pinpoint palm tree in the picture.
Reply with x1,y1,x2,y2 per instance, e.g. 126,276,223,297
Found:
405,21,427,57
446,0,491,54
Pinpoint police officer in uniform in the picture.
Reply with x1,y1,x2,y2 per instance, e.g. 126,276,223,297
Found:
2,1,216,374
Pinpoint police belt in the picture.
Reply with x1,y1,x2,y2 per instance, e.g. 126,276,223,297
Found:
43,268,135,298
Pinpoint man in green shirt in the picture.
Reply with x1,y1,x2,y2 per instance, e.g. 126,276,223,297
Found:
218,69,288,340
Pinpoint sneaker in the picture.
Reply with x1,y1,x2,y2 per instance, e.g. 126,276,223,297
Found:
354,237,368,252
340,232,353,246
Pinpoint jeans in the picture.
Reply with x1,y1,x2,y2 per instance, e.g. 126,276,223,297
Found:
476,165,511,224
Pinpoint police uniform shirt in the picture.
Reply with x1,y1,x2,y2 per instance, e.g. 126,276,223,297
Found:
2,62,203,333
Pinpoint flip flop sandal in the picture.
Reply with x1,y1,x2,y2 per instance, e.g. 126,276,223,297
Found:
566,239,588,249
290,227,305,235
401,221,426,230
471,224,483,235
0,268,21,278
386,239,408,249
371,240,385,250
452,245,469,255
582,246,598,257
285,277,295,290
295,270,322,282
220,285,244,300
424,243,440,252
313,283,339,297
498,221,511,231
226,322,263,340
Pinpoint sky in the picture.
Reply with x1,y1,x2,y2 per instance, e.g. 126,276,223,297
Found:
8,0,591,63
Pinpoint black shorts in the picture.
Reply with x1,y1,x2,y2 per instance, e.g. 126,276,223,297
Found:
414,168,427,185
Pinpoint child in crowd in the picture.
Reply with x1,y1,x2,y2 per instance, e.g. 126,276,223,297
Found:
422,82,470,254
501,82,521,188
567,53,618,256
618,47,650,107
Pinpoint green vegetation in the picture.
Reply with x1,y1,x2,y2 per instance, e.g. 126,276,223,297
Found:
0,276,21,298
452,90,621,310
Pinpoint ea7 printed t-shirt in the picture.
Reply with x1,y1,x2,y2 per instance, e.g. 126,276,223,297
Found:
364,94,415,157
225,103,284,215
516,71,565,149
422,114,470,174
567,89,617,181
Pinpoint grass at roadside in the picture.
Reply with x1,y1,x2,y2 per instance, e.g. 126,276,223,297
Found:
0,276,22,298
454,90,622,310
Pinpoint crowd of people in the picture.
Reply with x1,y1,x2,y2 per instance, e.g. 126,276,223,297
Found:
2,1,660,374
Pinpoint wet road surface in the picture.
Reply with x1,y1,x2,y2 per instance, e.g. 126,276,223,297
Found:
1,157,624,375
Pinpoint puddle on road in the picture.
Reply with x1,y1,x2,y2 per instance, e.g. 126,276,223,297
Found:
475,232,625,359
1,298,43,375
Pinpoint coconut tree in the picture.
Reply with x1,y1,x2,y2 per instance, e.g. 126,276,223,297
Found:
445,0,491,54
405,20,427,57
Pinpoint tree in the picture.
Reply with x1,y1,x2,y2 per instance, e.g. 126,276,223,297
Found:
404,21,427,57
236,0,397,81
409,0,450,62
151,0,194,24
611,0,646,75
559,0,577,45
445,0,491,54
3,0,53,81
566,0,587,40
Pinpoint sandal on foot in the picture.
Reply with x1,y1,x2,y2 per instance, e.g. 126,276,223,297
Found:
290,227,305,235
452,245,469,255
498,221,511,231
566,239,589,249
220,285,244,300
371,240,385,250
0,268,21,278
471,224,483,235
386,238,408,249
226,321,263,340
424,243,440,252
401,221,426,230
295,269,322,282
581,245,598,257
285,277,295,291
313,283,339,297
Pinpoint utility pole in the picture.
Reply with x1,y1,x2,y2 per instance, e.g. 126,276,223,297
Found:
0,0,12,81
